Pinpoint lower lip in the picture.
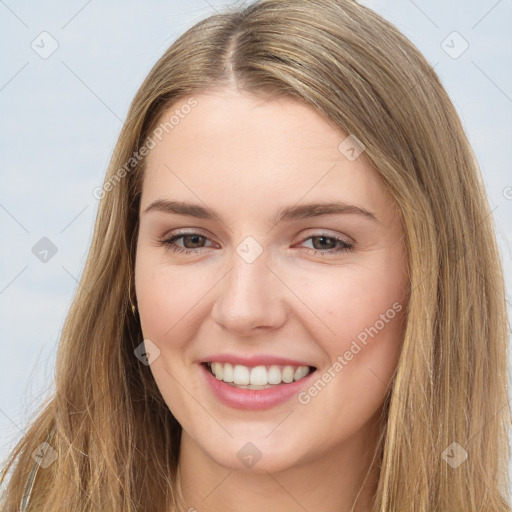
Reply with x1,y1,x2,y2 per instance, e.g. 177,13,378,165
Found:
200,363,317,410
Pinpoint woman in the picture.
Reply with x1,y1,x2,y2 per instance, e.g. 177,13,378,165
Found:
1,0,510,510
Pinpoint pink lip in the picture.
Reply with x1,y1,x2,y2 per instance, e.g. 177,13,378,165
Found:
199,363,317,410
200,353,315,368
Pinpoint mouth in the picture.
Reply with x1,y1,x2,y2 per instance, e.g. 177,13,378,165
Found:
202,361,317,390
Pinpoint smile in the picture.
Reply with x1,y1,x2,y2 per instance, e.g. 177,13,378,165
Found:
205,362,315,389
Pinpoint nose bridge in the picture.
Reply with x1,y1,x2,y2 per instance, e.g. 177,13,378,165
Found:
211,237,285,332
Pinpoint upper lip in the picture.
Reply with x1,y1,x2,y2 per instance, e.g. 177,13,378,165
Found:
200,353,316,368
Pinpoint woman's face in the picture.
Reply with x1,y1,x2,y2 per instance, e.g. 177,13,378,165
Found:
135,89,408,473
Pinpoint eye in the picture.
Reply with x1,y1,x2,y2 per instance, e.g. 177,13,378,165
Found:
157,232,353,256
297,234,353,255
159,232,214,255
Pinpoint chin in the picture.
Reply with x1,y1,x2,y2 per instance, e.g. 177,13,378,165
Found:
201,436,307,474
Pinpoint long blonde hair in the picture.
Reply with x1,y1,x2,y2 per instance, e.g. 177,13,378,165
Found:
1,0,510,510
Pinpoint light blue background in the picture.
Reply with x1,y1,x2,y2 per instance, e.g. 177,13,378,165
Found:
1,0,511,493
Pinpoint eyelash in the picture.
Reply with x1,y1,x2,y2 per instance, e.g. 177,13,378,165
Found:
158,232,353,256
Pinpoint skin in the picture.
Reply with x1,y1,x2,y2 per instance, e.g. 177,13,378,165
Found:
134,88,409,512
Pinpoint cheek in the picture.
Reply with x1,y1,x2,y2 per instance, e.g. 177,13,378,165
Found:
309,263,406,344
305,259,407,389
135,255,202,343
295,277,406,443
134,255,206,417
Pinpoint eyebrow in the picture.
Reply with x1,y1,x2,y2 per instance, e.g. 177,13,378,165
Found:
143,199,378,224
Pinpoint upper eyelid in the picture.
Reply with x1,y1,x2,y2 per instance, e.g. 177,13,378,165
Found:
163,230,353,246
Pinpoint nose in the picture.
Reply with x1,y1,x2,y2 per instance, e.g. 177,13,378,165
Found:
210,250,287,334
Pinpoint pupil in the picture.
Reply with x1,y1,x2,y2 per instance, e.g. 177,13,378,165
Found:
186,235,202,248
314,236,334,250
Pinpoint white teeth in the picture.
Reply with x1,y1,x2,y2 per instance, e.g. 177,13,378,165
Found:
268,365,282,385
250,366,268,386
233,365,250,385
282,366,294,383
212,362,223,380
208,362,313,386
222,363,234,383
294,366,309,381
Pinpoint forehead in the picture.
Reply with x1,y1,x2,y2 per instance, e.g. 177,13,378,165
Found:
141,90,392,219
